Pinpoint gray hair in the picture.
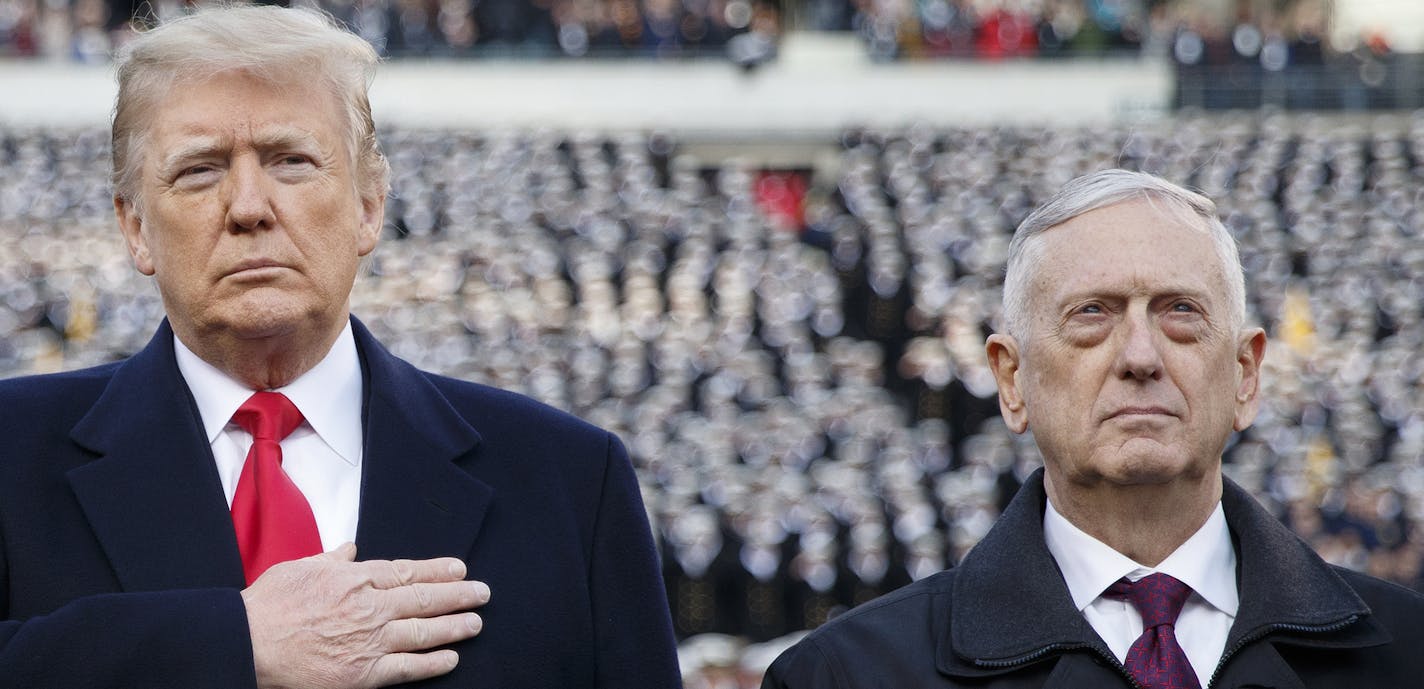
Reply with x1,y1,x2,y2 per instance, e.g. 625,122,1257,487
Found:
111,5,390,209
1001,169,1246,341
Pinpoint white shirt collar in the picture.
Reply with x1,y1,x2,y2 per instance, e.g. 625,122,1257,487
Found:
173,321,364,466
1044,496,1239,617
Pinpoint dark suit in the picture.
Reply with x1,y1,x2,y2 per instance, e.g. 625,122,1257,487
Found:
763,470,1424,688
0,318,680,688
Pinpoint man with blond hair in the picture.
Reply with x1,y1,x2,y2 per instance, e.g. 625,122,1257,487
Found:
762,169,1424,688
0,6,678,687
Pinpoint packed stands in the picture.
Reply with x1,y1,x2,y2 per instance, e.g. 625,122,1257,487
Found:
0,0,779,59
8,0,1421,112
0,0,1369,64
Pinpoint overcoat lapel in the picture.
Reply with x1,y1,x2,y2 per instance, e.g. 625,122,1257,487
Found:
1210,641,1308,689
66,320,246,591
941,473,1111,679
350,319,492,563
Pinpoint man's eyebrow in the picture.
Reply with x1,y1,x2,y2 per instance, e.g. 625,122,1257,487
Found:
1055,285,1215,306
155,137,228,172
250,127,324,151
153,129,329,176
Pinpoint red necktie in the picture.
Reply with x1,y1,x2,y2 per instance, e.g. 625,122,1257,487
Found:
1104,573,1202,689
230,391,322,585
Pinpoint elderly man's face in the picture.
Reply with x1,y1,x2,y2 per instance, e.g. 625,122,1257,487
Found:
116,70,382,345
988,199,1265,489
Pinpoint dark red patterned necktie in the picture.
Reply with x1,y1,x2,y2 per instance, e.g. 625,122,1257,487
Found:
229,392,322,585
1103,573,1202,689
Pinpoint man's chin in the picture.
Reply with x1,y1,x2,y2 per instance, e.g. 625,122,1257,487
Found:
1098,441,1201,485
203,303,315,342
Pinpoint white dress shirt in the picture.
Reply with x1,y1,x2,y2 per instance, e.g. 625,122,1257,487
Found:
174,322,364,552
1044,498,1238,687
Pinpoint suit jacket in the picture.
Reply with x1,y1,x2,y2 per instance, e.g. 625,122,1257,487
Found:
763,469,1424,688
0,318,680,688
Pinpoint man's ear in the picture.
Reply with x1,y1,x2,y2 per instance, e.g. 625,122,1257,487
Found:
356,190,385,257
114,195,156,276
1232,327,1268,432
986,333,1029,434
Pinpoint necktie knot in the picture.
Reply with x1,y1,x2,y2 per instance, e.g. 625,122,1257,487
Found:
233,391,304,443
1105,572,1194,628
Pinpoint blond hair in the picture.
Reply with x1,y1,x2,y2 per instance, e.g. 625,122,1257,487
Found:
111,4,389,208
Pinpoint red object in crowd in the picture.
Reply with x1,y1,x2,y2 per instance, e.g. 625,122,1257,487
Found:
12,23,37,56
755,170,808,231
975,9,1037,59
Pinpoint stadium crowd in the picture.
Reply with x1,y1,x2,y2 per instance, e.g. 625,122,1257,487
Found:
2,115,1424,685
0,0,778,59
853,0,1339,62
0,0,1371,65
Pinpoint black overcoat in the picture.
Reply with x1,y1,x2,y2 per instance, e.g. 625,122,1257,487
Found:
764,470,1424,688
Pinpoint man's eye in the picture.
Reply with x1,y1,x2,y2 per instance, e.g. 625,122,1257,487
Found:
180,164,215,177
1076,304,1103,315
279,155,312,166
1171,302,1198,313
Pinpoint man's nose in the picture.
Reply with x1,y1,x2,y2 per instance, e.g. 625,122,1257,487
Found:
224,156,276,231
1113,310,1163,380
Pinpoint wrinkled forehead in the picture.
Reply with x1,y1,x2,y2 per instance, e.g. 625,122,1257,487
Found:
1030,198,1227,301
159,64,328,114
1037,192,1217,253
1045,190,1210,240
132,60,340,133
139,67,349,152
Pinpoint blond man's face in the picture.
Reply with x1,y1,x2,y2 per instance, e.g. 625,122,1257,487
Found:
115,70,383,345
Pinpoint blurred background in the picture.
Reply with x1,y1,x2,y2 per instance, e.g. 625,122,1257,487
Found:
3,0,1424,686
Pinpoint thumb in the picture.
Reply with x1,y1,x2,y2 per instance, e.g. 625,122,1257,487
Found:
319,541,358,562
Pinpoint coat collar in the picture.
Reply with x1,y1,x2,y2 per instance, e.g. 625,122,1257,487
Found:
67,318,247,591
938,468,1387,682
1218,476,1378,649
347,317,492,562
66,317,493,592
939,469,1106,678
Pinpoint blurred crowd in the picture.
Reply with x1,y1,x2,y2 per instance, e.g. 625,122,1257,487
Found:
1162,0,1420,110
6,0,1408,69
846,0,1149,60
830,0,1346,63
0,0,777,60
3,115,1424,686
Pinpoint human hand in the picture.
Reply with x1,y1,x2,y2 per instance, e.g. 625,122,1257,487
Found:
241,543,489,689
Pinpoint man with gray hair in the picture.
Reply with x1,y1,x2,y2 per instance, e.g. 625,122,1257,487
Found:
0,5,677,688
762,169,1424,688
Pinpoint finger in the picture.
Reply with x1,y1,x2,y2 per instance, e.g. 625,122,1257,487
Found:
379,612,483,653
383,580,490,619
364,649,460,687
319,542,358,562
245,543,357,589
364,557,468,589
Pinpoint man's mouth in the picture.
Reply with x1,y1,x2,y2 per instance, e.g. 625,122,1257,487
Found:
1108,406,1177,420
